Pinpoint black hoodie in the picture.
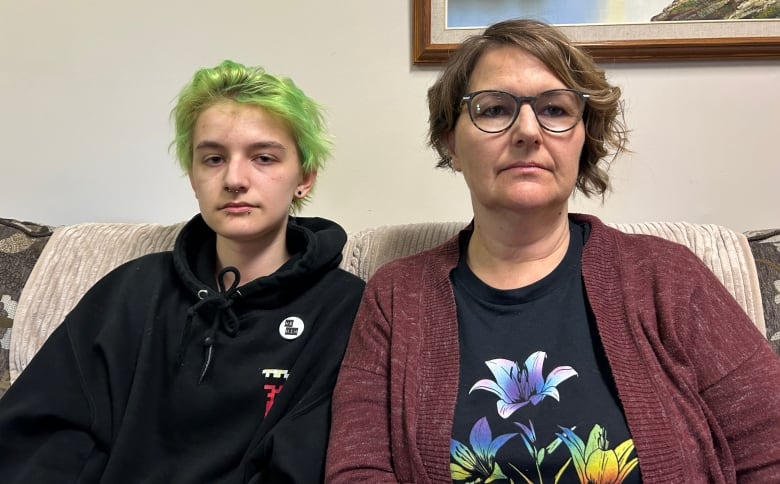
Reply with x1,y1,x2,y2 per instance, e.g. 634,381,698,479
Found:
0,214,365,483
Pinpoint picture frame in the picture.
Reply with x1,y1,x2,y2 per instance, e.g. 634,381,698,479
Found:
412,0,780,64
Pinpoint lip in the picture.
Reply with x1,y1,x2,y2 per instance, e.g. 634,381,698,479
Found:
220,202,256,213
499,161,549,173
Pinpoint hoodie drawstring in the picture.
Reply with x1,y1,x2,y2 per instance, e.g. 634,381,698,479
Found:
176,266,242,384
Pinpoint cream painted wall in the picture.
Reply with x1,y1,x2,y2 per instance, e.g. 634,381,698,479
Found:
1,1,778,233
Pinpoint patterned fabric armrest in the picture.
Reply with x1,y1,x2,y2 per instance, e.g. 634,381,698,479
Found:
745,229,780,355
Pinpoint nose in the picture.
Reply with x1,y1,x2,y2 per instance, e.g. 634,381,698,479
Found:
223,158,250,193
509,103,542,144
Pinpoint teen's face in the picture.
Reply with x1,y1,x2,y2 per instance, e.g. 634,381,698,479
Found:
448,45,585,217
189,101,315,245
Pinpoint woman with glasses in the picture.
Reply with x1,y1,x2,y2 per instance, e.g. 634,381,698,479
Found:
326,19,780,483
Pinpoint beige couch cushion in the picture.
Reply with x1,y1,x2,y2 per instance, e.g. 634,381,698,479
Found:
11,220,764,382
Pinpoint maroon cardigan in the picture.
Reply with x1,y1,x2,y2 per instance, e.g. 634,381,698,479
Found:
326,214,780,483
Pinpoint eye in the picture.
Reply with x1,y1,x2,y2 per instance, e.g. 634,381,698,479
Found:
477,104,511,118
202,155,224,166
252,154,277,164
536,91,581,118
538,104,569,118
473,95,514,119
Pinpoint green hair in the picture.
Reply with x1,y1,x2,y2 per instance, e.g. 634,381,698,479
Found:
170,60,332,210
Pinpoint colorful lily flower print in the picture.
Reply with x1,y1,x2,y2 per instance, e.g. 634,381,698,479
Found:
556,424,638,484
511,420,570,484
451,417,517,483
470,352,578,418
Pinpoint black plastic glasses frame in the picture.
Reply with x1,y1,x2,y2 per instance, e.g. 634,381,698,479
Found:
460,89,589,134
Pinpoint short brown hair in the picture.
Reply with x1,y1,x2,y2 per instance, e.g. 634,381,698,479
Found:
427,19,627,197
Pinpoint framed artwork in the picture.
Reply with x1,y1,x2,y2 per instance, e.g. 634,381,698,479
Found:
412,0,780,64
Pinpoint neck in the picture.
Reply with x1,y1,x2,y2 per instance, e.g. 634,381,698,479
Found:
467,208,570,290
215,231,290,287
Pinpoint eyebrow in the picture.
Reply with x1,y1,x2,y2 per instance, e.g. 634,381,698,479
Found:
194,140,288,152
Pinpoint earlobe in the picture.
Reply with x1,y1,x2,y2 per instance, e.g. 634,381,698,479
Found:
296,170,317,197
446,131,456,157
446,132,461,171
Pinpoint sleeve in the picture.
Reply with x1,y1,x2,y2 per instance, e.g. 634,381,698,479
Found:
681,255,780,482
325,278,401,483
0,322,101,482
702,343,780,483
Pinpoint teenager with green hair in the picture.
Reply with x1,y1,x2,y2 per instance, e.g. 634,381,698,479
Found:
0,60,365,483
171,59,331,211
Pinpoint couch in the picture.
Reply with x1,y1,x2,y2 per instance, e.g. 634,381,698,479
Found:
2,217,779,397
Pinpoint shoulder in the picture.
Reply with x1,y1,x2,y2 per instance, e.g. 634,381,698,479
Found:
369,234,460,285
579,214,703,270
66,251,178,324
578,215,727,313
60,253,178,351
324,268,367,296
89,251,176,292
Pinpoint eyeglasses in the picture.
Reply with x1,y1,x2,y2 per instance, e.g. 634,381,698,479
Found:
461,89,589,133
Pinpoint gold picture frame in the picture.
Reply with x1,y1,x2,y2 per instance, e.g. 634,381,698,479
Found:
412,0,780,64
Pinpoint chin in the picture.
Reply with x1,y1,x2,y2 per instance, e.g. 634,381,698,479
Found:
491,191,556,208
218,219,287,242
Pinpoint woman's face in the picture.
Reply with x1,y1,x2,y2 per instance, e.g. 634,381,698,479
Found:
448,45,585,218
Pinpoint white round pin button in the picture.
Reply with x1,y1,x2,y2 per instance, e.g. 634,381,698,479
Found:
279,316,305,340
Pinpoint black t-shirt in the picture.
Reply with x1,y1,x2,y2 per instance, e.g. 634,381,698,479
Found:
450,222,641,483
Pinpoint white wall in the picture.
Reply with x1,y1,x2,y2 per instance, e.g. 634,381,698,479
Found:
1,1,778,233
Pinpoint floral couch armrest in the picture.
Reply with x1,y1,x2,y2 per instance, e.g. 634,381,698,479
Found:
745,229,780,356
0,219,53,398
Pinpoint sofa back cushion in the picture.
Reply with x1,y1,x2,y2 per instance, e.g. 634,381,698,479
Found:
11,220,765,382
342,220,764,331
